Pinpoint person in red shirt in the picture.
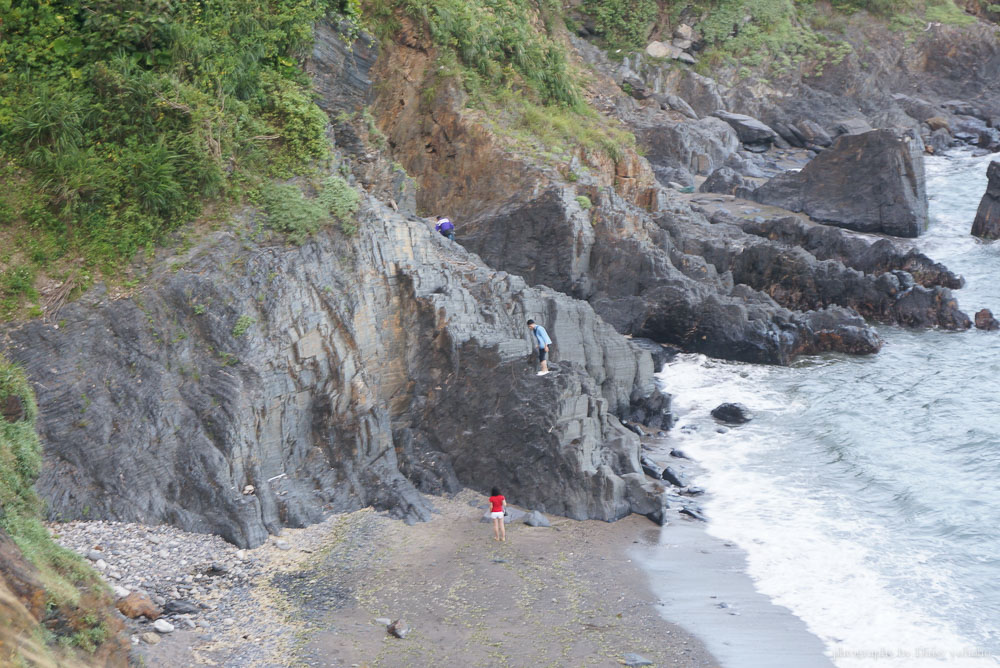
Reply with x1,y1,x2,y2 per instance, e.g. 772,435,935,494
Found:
488,487,507,542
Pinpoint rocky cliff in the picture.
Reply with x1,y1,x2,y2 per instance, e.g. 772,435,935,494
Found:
3,8,997,552
2,199,671,548
368,19,973,365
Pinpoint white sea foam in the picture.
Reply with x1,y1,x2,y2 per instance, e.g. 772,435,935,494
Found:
656,354,999,668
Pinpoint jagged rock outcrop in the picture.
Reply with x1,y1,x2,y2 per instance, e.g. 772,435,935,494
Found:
750,129,928,238
633,115,740,187
731,214,963,289
367,34,893,365
2,203,669,547
971,161,1000,239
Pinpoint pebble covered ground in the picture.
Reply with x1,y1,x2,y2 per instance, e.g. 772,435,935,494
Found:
49,511,373,666
49,469,713,667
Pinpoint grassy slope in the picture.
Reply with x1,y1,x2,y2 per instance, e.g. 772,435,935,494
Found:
0,0,362,320
0,357,125,663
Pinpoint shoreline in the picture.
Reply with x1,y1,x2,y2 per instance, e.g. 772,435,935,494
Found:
637,434,834,668
634,522,834,668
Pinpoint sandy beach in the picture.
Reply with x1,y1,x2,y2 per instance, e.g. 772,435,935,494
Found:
116,489,717,667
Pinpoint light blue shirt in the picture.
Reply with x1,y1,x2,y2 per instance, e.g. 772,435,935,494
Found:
532,324,552,348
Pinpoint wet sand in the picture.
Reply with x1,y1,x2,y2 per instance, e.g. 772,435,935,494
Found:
635,522,834,668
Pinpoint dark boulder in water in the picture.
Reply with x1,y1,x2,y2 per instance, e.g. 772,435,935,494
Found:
975,309,1000,331
971,161,1000,240
661,466,687,488
711,403,753,424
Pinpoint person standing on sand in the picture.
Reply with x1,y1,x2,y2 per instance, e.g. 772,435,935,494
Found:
489,487,507,542
527,319,552,375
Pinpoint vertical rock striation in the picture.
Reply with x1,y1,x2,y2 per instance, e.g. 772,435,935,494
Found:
2,206,667,547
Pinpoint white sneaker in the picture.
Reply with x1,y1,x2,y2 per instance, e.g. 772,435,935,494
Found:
536,371,550,376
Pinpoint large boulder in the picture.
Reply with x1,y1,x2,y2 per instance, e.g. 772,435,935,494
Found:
635,116,740,184
699,166,756,197
971,161,1000,239
750,129,928,238
713,111,779,147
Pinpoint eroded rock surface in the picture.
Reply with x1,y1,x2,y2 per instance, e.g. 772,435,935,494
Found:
750,129,928,238
3,204,667,547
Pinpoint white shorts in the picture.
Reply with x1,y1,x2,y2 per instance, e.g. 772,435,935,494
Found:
490,511,504,519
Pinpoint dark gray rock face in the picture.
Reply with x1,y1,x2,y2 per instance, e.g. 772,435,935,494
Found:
2,206,668,547
971,161,1000,240
307,22,377,114
634,116,740,185
750,129,928,238
461,184,884,365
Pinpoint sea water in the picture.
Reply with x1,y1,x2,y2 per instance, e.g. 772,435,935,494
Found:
656,150,1000,667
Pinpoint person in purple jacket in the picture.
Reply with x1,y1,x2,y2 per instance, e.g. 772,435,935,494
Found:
435,216,455,241
527,319,552,375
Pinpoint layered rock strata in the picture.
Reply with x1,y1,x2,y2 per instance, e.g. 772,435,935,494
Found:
2,205,668,548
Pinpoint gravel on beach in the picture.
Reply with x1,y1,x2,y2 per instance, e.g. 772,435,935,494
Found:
50,489,718,667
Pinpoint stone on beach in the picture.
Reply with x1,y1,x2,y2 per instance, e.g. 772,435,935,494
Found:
139,632,161,645
523,510,551,527
153,619,175,634
623,652,654,666
387,619,410,639
117,592,161,621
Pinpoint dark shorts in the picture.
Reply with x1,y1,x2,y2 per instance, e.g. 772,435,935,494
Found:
538,348,548,362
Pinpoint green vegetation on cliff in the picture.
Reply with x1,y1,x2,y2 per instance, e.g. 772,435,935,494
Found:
364,0,636,162
0,357,119,660
0,0,360,318
580,0,983,75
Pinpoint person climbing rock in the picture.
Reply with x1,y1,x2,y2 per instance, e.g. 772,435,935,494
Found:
527,319,552,375
488,487,506,542
435,215,455,241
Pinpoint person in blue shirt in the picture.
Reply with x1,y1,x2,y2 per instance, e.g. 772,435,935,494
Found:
435,216,455,241
527,319,552,375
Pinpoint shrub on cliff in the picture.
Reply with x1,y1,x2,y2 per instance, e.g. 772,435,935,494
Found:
0,357,124,661
364,0,636,161
0,0,358,318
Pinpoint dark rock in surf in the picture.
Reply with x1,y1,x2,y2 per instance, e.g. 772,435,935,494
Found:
975,309,1000,331
680,506,707,522
750,129,928,238
661,467,687,488
711,403,752,424
971,161,1000,240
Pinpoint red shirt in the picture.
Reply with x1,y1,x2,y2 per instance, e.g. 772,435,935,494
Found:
489,495,505,513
